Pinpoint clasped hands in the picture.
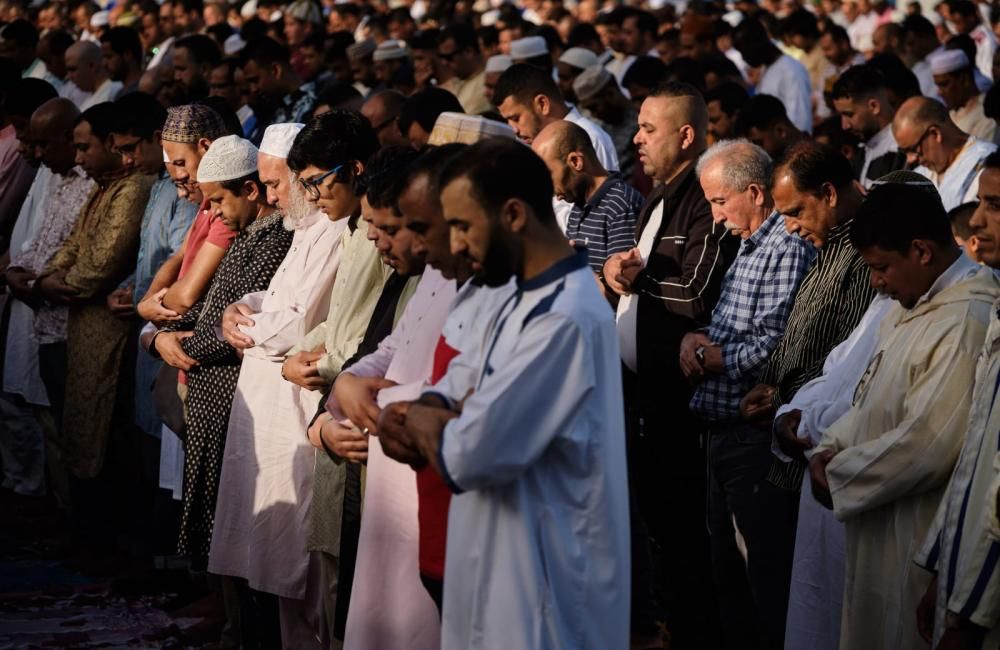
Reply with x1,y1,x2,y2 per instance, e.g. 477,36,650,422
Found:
602,248,644,296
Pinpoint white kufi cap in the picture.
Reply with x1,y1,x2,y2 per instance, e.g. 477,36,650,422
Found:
930,49,971,75
197,135,259,183
510,35,548,60
558,47,599,70
259,123,304,159
485,54,512,73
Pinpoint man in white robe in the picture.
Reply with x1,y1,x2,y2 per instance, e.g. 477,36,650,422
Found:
387,139,630,650
894,96,997,211
913,155,1000,650
810,180,1000,650
207,123,344,648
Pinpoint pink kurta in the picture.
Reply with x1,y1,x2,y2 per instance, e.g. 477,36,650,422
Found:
330,268,456,650
208,213,347,598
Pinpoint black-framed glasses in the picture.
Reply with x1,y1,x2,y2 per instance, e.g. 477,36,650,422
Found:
900,125,934,157
299,164,344,199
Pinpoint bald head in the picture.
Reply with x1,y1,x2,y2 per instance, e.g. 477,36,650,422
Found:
532,120,607,205
66,40,105,92
893,95,966,173
362,89,407,147
31,97,79,174
894,95,951,132
533,120,601,167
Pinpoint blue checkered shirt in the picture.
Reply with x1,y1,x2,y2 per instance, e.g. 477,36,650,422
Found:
689,211,816,422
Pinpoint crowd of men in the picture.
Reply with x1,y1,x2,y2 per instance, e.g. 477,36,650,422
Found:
6,0,1000,648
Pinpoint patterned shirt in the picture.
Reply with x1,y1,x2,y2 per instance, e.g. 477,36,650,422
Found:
9,167,95,344
690,211,816,422
273,81,317,125
566,174,642,274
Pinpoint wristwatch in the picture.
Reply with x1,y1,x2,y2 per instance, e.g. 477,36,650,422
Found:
695,345,706,365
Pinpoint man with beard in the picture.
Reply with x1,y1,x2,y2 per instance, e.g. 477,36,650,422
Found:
208,122,345,648
381,137,630,650
152,135,293,573
172,34,222,103
831,65,907,188
99,27,143,98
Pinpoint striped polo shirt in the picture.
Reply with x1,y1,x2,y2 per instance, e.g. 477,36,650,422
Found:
565,174,644,274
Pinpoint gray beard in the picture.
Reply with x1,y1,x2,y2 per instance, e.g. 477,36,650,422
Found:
282,173,312,230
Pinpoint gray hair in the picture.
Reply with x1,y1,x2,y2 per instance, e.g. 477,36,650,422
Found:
695,138,773,191
283,169,311,230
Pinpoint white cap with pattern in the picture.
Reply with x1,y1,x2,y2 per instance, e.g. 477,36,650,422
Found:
259,123,304,159
197,135,259,183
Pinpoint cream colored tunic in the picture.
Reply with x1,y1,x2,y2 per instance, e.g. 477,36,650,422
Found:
815,261,1000,650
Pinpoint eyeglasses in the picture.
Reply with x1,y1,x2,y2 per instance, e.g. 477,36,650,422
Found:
899,125,935,158
299,164,344,200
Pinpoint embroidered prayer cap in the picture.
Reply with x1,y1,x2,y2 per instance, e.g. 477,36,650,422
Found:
558,47,599,71
427,112,518,145
286,0,323,24
162,104,228,144
510,36,548,60
197,135,259,183
259,123,304,159
347,38,376,60
930,49,971,76
373,39,410,62
573,65,614,102
224,33,247,56
485,54,512,74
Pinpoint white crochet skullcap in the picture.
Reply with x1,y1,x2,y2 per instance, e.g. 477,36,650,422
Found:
510,35,548,60
559,47,598,70
259,123,304,159
930,49,971,75
197,135,259,183
373,39,410,61
485,54,512,74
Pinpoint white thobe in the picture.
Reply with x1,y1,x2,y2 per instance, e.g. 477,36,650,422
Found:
3,166,54,406
814,258,1000,650
430,251,631,650
779,295,893,650
80,78,123,110
914,300,1000,648
972,24,997,81
950,94,998,144
916,136,997,211
208,213,347,600
758,54,813,133
336,267,457,650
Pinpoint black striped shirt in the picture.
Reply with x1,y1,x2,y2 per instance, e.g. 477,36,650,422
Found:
566,175,644,274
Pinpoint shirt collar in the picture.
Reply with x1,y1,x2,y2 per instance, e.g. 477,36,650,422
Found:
866,122,894,152
741,210,782,252
581,174,620,209
913,253,981,309
826,218,853,245
518,247,588,291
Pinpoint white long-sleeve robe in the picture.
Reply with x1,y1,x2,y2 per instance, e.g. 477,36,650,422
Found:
208,213,346,599
915,137,997,211
334,267,456,650
815,260,1000,650
431,251,631,650
915,299,1000,648
780,295,894,650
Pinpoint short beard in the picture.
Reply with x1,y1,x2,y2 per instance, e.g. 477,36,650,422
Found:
282,171,312,230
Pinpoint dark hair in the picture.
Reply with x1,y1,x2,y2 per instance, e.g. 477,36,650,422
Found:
75,101,119,140
175,33,222,67
287,109,379,188
532,24,565,55
0,57,22,106
850,182,953,253
782,9,821,40
398,87,463,136
948,201,978,239
701,54,742,83
206,21,234,45
985,83,1000,120
493,63,561,107
42,29,75,57
622,56,669,90
867,53,921,104
196,96,243,135
409,28,440,51
901,14,937,40
567,23,600,49
812,115,861,152
830,64,887,101
332,2,360,18
704,81,749,117
4,78,58,118
240,16,269,42
439,23,479,52
112,91,167,139
387,6,414,25
312,82,363,115
623,8,658,36
241,36,289,69
362,145,420,209
100,26,143,65
734,93,791,135
775,141,855,194
403,142,467,196
948,0,978,18
648,80,704,100
664,57,705,92
983,151,1000,171
478,25,499,48
0,19,39,49
220,171,264,195
172,0,203,14
823,24,852,45
439,138,556,223
944,34,977,77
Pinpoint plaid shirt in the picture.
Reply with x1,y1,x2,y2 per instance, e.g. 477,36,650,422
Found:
690,211,816,422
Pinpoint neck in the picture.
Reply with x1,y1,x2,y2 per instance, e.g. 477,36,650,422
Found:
660,155,698,186
940,130,972,173
746,203,773,237
582,169,608,202
520,220,576,283
837,186,864,221
762,46,781,65
549,100,570,120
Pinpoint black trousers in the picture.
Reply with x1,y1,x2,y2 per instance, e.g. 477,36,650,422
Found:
37,341,67,430
708,423,798,650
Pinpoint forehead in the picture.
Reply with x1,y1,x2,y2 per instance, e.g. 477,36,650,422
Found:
979,167,1000,192
201,180,227,199
298,163,323,177
368,204,398,225
860,245,904,265
771,171,804,204
162,140,198,160
73,120,94,141
257,153,286,180
442,176,485,217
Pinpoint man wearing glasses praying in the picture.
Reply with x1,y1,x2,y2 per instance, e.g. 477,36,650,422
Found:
893,95,997,211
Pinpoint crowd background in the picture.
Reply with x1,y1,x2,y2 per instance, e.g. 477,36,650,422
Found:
5,0,1000,648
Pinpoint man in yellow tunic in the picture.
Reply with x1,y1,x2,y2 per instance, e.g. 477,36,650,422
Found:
810,179,1000,650
36,101,154,483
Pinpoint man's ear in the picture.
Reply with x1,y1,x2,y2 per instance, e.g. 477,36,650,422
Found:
534,93,550,117
822,181,839,207
244,178,261,202
271,62,284,81
678,124,695,150
503,197,528,233
567,151,585,172
868,97,881,117
748,183,766,207
911,238,935,265
197,137,213,155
